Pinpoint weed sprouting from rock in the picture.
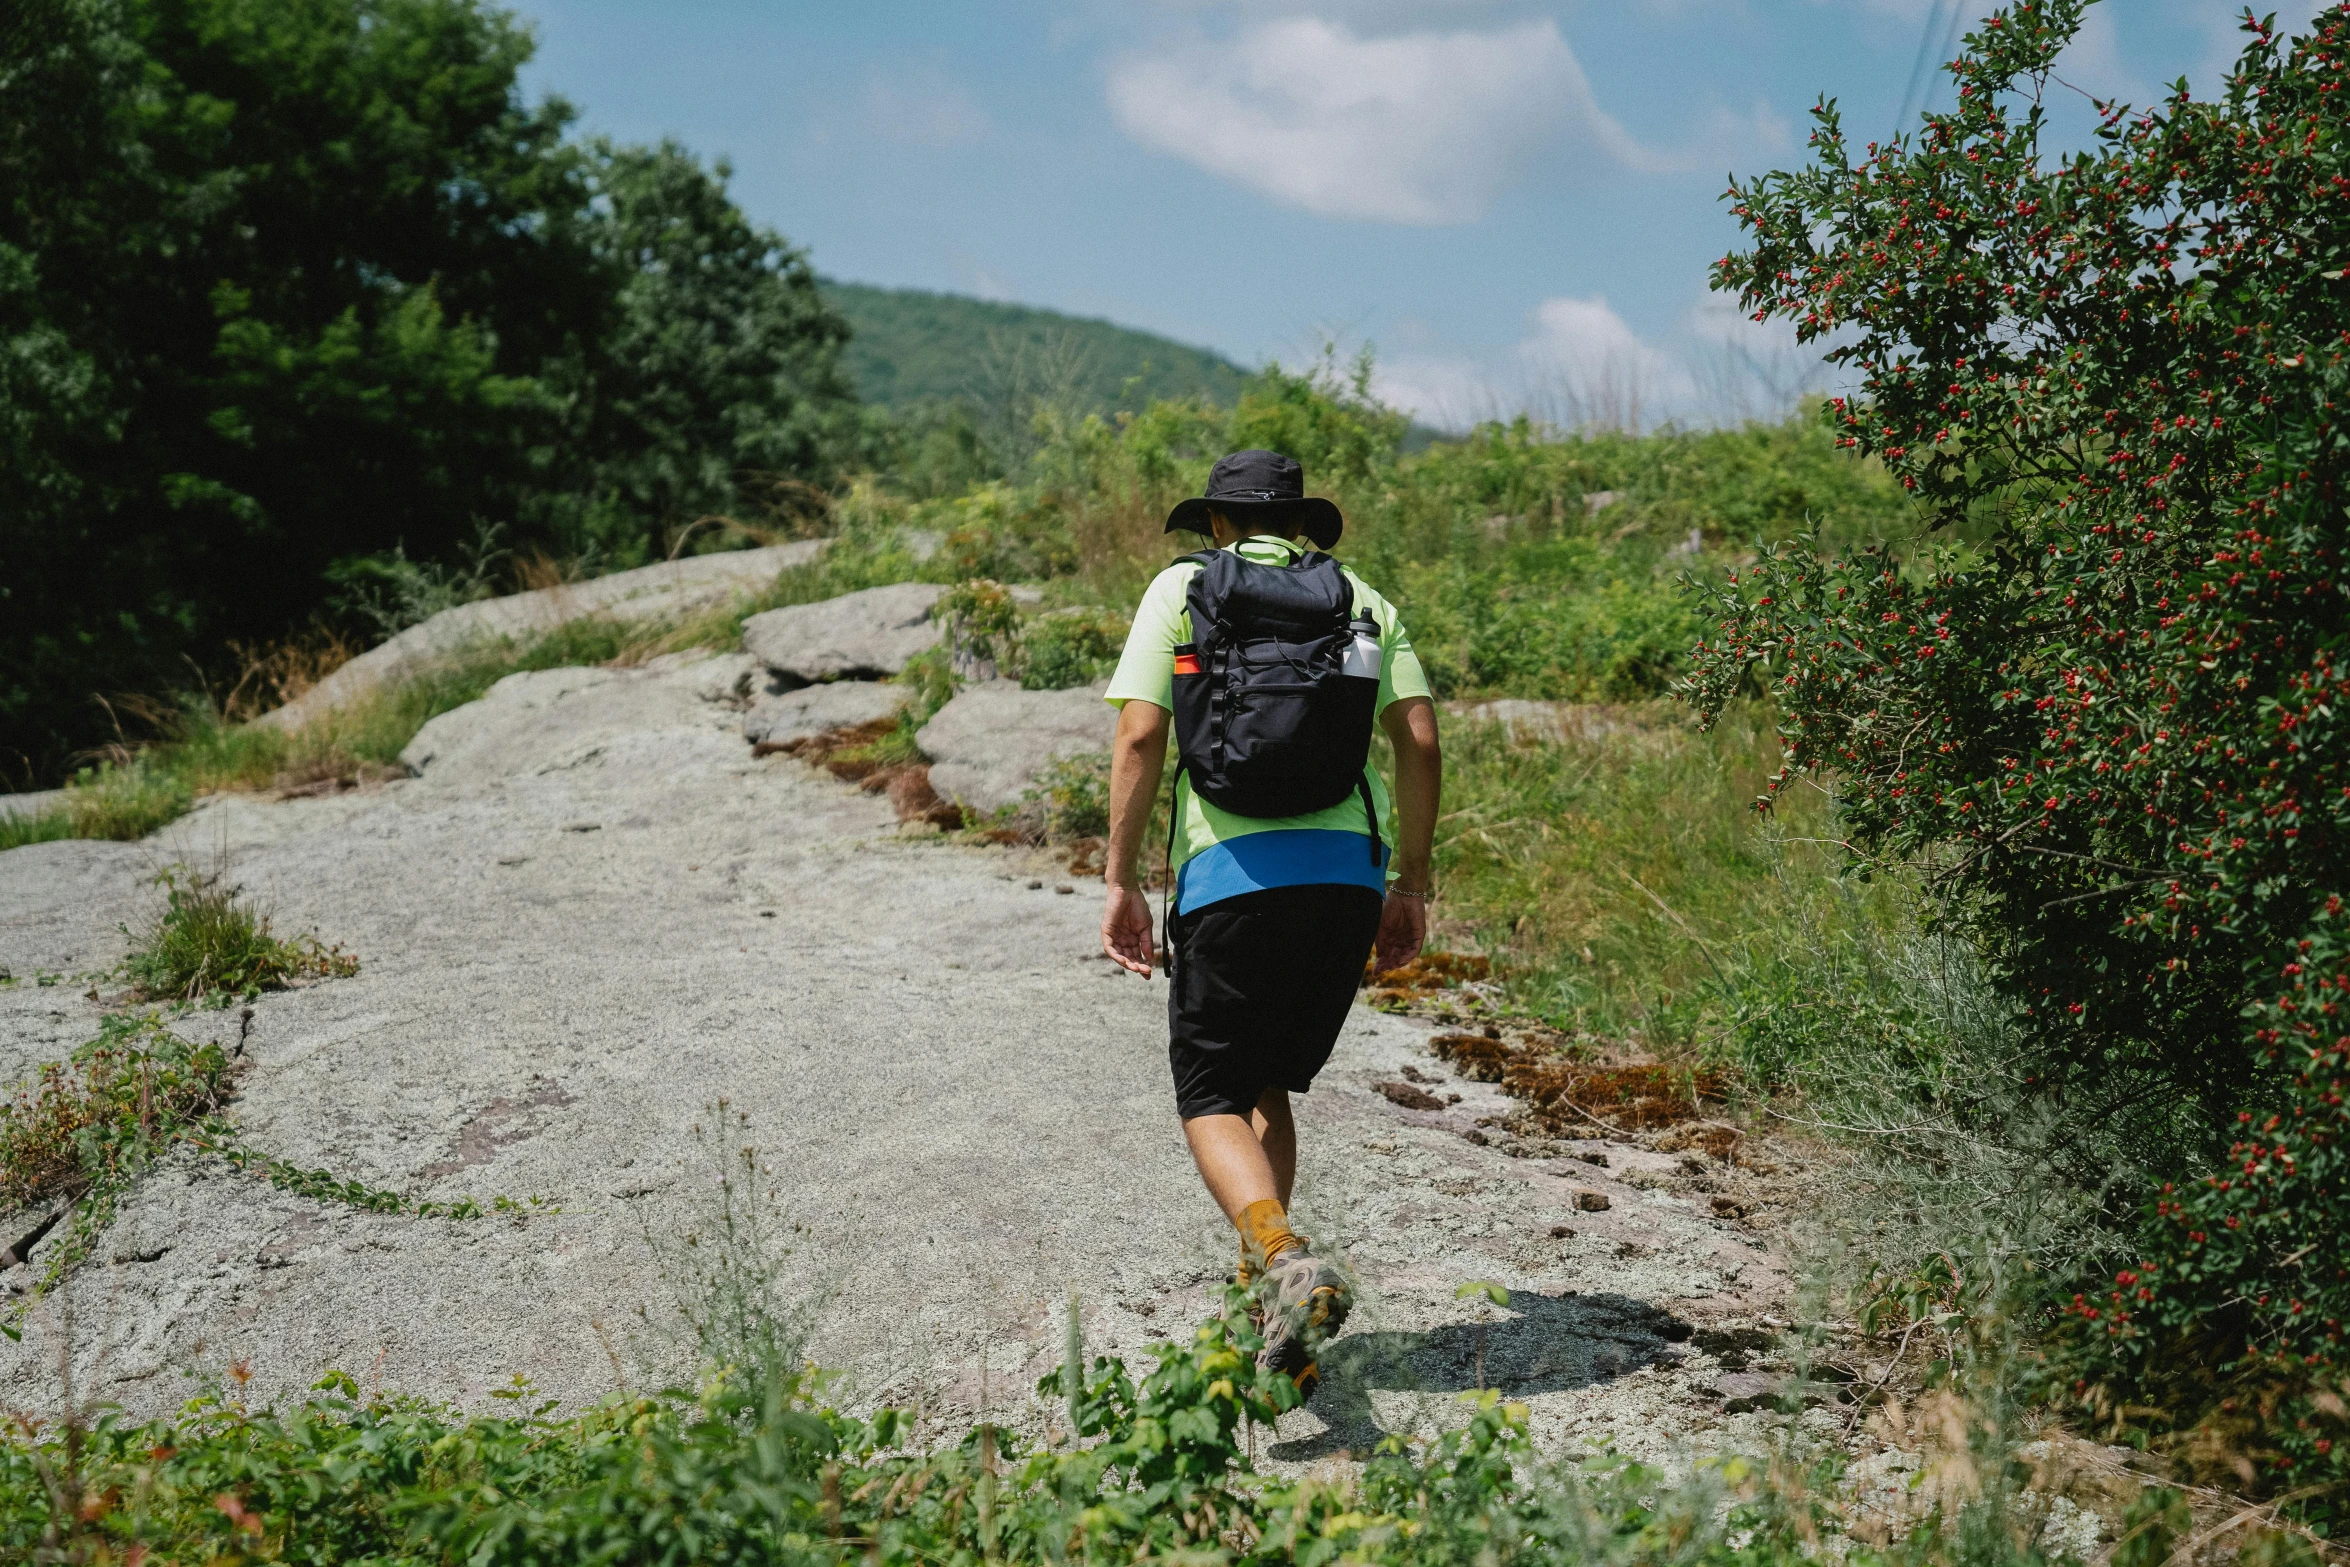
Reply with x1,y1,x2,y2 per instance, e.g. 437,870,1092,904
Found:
119,863,357,1002
0,1014,492,1307
939,576,1022,681
635,1101,818,1396
1023,748,1110,840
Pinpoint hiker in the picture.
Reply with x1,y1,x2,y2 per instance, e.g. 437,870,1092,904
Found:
1099,448,1441,1397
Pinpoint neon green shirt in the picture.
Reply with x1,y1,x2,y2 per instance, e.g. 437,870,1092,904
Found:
1104,534,1431,895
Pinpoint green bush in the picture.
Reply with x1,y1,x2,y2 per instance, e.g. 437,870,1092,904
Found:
1024,750,1112,840
937,576,1022,674
1693,0,2350,1506
0,1286,1881,1567
327,521,510,642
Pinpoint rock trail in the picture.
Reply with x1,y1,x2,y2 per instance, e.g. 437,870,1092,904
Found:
1,647,1810,1461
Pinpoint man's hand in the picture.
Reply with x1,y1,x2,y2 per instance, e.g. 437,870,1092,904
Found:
1375,697,1439,977
1103,884,1156,977
1373,892,1427,976
1102,701,1169,978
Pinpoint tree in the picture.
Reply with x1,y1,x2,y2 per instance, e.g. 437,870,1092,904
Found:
1690,0,2350,1493
532,141,856,559
0,0,854,784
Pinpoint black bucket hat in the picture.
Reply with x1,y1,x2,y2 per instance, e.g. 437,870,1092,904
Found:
1165,449,1344,549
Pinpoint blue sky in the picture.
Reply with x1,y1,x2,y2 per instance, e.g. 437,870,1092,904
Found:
515,0,2322,426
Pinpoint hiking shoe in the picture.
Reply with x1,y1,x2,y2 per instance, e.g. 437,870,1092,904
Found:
1255,1245,1352,1393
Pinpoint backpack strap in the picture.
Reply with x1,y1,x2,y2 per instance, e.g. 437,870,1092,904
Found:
1356,773,1384,869
1161,758,1186,973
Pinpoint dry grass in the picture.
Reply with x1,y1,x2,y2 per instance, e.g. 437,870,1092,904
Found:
756,718,966,829
216,627,361,724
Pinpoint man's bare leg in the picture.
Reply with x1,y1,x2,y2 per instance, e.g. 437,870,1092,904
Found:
1181,1087,1295,1221
1252,1088,1296,1208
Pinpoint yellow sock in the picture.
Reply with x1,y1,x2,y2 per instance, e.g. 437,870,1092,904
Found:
1236,1199,1304,1282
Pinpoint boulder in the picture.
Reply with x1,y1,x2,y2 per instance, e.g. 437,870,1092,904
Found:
742,583,944,682
916,680,1113,813
741,681,905,747
399,653,758,789
258,541,825,732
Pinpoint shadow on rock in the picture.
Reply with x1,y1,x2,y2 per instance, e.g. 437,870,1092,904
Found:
1269,1290,1686,1461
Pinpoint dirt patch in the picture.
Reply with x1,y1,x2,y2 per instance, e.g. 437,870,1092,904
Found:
1363,951,1493,1009
1428,1029,1730,1143
754,718,964,829
270,759,409,801
413,1077,575,1181
1376,1079,1449,1111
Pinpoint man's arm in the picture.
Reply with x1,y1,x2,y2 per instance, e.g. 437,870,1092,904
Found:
1101,699,1170,977
1375,696,1441,974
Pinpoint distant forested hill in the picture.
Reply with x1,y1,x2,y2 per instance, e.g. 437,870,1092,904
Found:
822,281,1252,413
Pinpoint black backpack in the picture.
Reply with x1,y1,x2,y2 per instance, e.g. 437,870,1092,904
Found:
1169,547,1384,867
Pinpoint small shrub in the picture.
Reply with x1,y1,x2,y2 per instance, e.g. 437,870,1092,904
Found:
632,1102,814,1386
121,866,358,1002
938,575,1021,677
325,519,510,643
1024,748,1111,839
894,642,958,722
1019,606,1126,690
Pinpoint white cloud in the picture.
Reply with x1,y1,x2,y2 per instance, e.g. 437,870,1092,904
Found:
1104,16,1656,224
1145,0,1529,23
2045,7,2154,109
865,69,992,149
1376,291,1836,431
1375,294,1680,429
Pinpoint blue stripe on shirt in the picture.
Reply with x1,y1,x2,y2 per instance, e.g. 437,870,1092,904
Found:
1174,828,1388,915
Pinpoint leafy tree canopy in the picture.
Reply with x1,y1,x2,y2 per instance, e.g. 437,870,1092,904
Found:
0,0,855,784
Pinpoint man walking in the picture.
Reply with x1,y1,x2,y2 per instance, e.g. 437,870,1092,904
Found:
1099,449,1441,1396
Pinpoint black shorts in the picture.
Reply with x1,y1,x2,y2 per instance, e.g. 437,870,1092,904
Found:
1167,883,1384,1120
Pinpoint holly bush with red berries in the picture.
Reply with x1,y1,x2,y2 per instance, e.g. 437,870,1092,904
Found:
1687,0,2350,1507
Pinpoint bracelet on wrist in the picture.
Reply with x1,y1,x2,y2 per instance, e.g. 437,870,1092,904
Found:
1388,886,1433,900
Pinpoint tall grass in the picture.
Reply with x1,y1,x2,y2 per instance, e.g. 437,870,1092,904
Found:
1428,702,1912,1046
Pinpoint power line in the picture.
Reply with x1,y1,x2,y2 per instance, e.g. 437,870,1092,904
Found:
1897,0,1982,127
1896,0,1956,128
1924,0,1972,117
